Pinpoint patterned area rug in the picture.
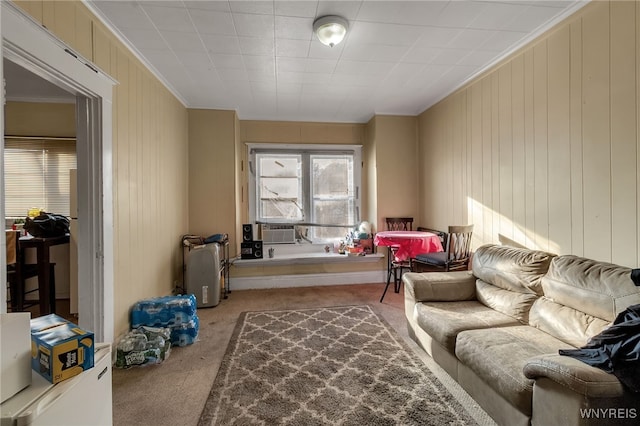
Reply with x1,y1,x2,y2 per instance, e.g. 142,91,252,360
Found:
198,305,477,425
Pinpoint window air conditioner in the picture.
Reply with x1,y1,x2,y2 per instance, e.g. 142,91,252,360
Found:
261,224,296,244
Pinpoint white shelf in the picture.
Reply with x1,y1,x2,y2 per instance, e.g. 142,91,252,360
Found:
232,252,383,267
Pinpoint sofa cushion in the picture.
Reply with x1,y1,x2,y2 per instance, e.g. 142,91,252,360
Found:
471,245,556,323
476,279,540,323
455,326,572,415
472,244,556,295
540,255,640,321
529,296,611,348
530,255,640,346
415,301,520,352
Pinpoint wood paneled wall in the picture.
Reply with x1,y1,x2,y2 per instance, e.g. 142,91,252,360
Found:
369,115,419,234
12,1,189,337
418,0,639,267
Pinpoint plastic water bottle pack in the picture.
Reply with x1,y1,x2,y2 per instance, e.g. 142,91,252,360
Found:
129,294,199,347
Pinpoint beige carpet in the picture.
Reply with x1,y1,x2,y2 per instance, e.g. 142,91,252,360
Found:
112,284,496,426
199,305,478,425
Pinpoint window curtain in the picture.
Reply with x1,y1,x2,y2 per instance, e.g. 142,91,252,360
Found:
4,138,77,217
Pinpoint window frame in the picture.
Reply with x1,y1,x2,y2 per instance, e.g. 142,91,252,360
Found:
247,143,362,242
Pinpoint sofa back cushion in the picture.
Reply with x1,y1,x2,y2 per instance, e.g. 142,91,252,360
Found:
476,279,539,323
529,255,640,347
472,244,556,322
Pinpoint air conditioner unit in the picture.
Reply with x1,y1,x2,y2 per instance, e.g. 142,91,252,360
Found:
261,224,296,244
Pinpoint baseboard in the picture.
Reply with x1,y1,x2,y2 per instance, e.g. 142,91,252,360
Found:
230,270,387,291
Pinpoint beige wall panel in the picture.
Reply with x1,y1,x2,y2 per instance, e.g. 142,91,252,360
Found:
74,5,93,60
418,1,639,266
4,102,75,137
42,1,75,51
452,91,466,226
465,90,474,236
610,1,637,267
469,83,483,246
92,22,113,75
491,73,500,244
241,120,365,145
13,1,43,23
188,109,237,244
481,78,493,243
582,2,612,262
498,66,513,240
299,123,364,144
547,27,572,255
523,49,536,248
570,18,585,257
374,115,418,232
364,118,378,232
234,113,244,250
533,42,549,251
511,54,527,246
114,50,132,334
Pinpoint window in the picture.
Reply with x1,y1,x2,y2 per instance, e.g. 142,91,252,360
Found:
4,138,77,217
249,144,361,242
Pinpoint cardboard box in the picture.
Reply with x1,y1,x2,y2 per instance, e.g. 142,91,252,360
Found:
30,314,94,384
1,313,32,403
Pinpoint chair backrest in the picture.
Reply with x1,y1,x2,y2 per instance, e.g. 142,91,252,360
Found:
386,217,413,231
6,230,18,265
446,224,474,262
417,226,448,249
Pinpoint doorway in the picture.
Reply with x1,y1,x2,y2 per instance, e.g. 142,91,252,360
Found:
1,2,115,342
4,57,78,321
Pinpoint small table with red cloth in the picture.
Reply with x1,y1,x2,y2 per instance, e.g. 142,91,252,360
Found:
374,230,443,301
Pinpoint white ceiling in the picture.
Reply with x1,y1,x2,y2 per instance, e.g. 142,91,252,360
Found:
86,0,588,123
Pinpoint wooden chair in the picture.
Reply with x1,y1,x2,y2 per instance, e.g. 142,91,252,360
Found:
385,217,413,231
412,225,474,272
380,217,413,302
417,226,448,250
5,230,56,313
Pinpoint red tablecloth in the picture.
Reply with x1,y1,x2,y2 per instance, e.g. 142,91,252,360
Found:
374,231,443,262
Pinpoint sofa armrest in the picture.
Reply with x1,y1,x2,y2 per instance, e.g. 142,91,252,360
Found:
524,354,626,398
403,271,476,302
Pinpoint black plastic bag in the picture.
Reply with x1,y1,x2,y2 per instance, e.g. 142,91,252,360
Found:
24,213,70,238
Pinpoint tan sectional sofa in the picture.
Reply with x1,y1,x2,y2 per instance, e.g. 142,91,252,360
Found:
403,244,640,426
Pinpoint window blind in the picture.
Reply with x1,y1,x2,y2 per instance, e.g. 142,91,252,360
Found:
4,138,77,217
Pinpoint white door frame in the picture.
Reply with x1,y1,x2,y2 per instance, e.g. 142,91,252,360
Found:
1,2,115,342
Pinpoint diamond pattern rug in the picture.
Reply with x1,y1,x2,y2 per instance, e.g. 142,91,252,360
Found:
198,305,477,425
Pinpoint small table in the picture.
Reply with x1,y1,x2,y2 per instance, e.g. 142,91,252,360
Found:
18,234,70,315
374,230,443,262
374,231,443,301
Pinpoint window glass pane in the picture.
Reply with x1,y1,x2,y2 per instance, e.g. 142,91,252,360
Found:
314,225,352,240
260,200,303,220
312,156,353,197
257,154,302,221
311,155,354,232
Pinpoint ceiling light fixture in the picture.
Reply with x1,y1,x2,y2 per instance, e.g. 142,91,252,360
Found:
313,15,348,48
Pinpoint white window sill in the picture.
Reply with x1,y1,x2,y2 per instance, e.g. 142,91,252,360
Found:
232,243,383,267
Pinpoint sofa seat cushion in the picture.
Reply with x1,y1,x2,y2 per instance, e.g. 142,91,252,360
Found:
415,301,520,353
455,326,573,415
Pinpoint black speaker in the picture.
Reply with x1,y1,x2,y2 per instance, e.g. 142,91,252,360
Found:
242,224,253,242
241,241,263,259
